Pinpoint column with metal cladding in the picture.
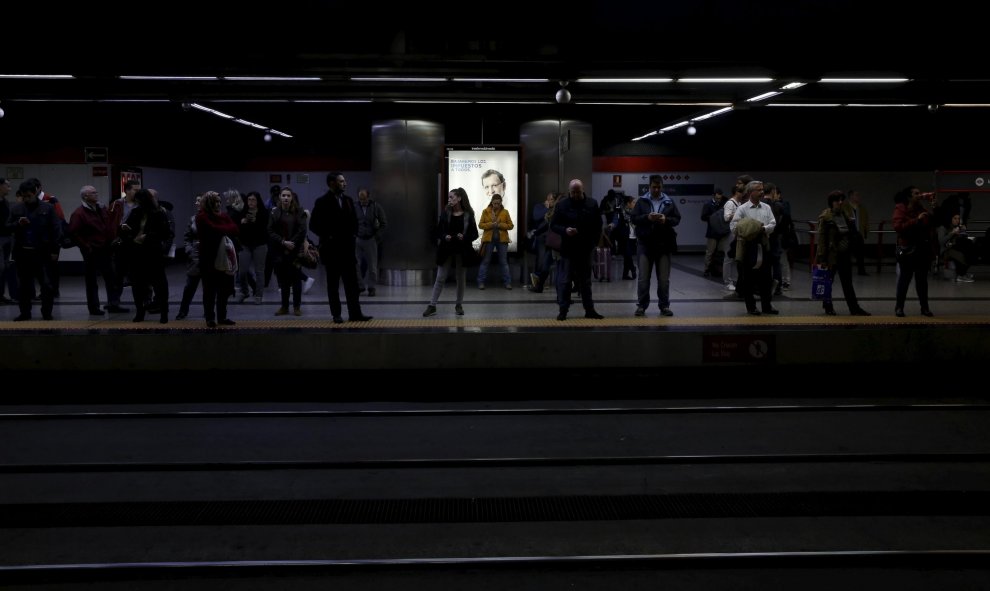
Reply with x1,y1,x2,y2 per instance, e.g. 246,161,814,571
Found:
372,120,445,286
520,120,592,201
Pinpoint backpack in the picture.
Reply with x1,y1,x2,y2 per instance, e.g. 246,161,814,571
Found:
708,204,731,238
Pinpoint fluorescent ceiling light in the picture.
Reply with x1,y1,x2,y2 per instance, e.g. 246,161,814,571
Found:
576,102,654,106
222,76,321,81
780,82,807,90
768,103,842,107
294,99,373,103
9,99,92,102
659,121,690,132
576,78,673,83
475,101,554,104
678,78,774,83
351,77,447,82
97,99,171,103
655,102,732,106
818,78,910,83
632,131,659,141
120,75,219,80
394,100,472,104
452,78,549,83
943,103,990,107
233,119,269,129
0,74,75,79
214,99,291,103
845,103,919,107
190,103,235,119
269,129,293,138
746,91,781,102
691,106,734,121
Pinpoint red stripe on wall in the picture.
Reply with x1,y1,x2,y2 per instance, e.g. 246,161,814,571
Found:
593,156,718,172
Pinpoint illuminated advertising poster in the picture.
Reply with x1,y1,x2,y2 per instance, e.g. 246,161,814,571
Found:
446,147,520,252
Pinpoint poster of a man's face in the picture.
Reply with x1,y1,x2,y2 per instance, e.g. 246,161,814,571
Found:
446,148,519,251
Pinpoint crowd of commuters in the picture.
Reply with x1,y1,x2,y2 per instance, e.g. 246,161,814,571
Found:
3,172,981,324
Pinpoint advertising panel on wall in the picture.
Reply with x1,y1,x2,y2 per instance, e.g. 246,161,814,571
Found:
445,146,520,252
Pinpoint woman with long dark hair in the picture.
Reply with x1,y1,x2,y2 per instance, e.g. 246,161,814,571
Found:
423,187,479,317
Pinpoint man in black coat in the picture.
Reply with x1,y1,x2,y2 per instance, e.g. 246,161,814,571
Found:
309,172,372,323
549,178,604,321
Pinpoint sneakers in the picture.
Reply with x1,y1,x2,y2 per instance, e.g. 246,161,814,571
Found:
660,307,673,317
782,282,791,291
236,292,249,303
725,282,736,291
293,308,302,316
455,304,464,316
955,275,975,283
423,305,437,317
303,277,316,294
477,284,485,290
504,283,512,290
634,307,646,317
274,307,289,316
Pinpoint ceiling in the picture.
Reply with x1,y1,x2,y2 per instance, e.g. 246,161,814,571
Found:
2,3,988,154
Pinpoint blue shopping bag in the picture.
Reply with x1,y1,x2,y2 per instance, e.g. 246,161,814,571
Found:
810,265,832,300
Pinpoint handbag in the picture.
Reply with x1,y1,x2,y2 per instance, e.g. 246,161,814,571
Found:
810,264,832,301
214,236,238,275
545,229,562,251
295,239,320,269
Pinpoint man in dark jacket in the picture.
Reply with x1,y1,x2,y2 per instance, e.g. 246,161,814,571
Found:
6,181,61,320
632,175,681,317
549,178,603,321
309,172,372,323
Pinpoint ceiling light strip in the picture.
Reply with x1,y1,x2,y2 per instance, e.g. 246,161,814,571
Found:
690,106,734,121
745,91,782,103
576,78,674,83
0,74,75,79
452,78,549,83
222,76,322,81
351,77,447,82
818,78,910,83
678,78,774,83
120,76,219,81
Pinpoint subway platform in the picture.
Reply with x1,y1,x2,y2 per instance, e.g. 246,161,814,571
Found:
2,255,988,372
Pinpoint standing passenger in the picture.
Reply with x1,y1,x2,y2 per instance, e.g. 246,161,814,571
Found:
550,179,603,321
423,188,479,317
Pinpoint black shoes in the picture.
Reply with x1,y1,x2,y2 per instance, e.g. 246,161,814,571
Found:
921,309,934,317
762,308,780,315
175,311,188,320
367,288,376,297
89,308,106,316
660,308,673,317
556,310,567,321
350,314,373,322
895,308,906,317
584,310,604,319
423,305,437,317
850,308,872,316
206,320,217,328
218,318,235,326
455,304,464,316
13,314,30,321
332,316,344,324
106,305,130,313
824,303,837,316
